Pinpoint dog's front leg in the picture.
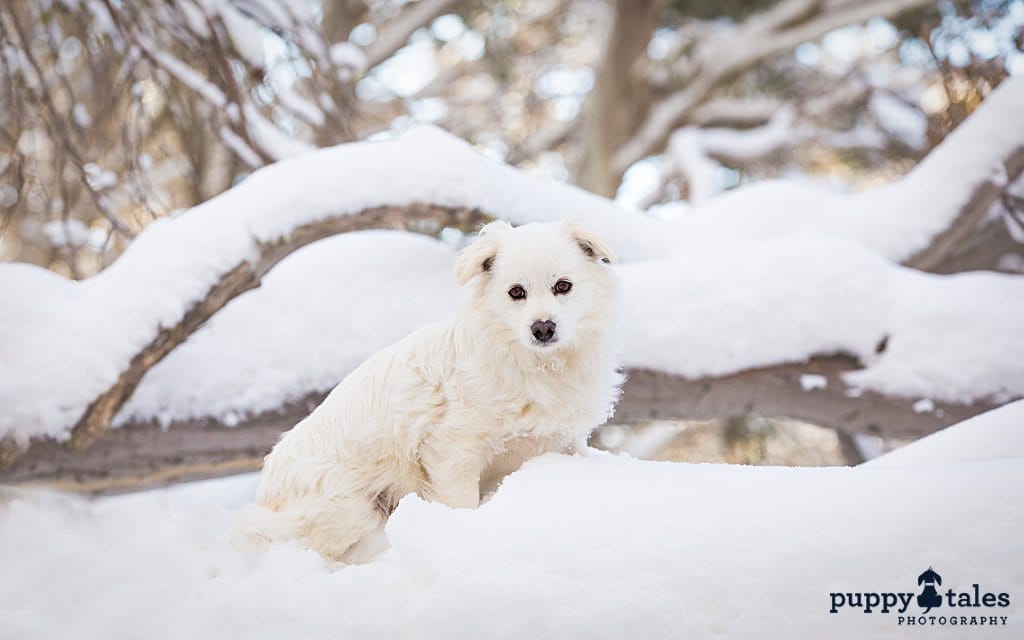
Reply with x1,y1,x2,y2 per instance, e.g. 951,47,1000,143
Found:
418,443,482,509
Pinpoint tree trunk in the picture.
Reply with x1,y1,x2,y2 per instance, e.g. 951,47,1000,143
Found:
576,0,660,196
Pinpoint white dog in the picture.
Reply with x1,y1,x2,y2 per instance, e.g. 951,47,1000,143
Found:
234,220,622,561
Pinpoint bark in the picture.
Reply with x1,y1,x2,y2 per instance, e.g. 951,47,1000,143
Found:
613,364,993,438
575,0,661,196
321,0,368,43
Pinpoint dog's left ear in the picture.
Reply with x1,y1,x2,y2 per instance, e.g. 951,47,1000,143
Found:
567,224,617,264
455,221,510,285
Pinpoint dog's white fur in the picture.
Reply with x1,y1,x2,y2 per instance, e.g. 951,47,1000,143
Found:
233,220,622,561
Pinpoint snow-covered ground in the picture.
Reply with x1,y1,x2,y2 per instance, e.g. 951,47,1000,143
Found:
1,401,1022,639
2,76,1023,444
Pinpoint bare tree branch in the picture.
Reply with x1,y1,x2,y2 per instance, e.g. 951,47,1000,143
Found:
611,0,931,177
363,0,463,69
612,364,994,439
507,118,581,165
1,8,135,238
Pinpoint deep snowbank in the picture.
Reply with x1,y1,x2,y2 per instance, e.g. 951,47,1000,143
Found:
1,402,1022,639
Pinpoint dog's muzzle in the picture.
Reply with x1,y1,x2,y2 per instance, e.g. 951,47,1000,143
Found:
531,319,557,343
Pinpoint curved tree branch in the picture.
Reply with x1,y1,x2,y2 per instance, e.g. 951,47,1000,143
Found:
363,0,463,70
64,204,489,453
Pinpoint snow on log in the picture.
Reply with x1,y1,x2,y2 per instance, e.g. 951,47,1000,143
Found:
0,77,1022,468
671,75,1024,262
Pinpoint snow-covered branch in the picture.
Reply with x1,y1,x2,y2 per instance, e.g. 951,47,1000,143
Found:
363,0,463,69
664,107,815,205
659,90,894,206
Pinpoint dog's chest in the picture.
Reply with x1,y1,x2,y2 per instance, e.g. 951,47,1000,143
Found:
478,383,588,444
451,350,608,442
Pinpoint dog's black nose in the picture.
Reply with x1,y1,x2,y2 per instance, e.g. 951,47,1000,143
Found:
531,319,557,343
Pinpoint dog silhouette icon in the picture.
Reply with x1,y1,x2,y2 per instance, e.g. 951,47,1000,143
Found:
916,567,943,612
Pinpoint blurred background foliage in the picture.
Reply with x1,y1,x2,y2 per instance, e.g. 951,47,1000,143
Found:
0,0,1020,280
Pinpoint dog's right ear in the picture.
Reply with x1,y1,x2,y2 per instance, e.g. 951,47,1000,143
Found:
566,223,617,265
454,220,511,285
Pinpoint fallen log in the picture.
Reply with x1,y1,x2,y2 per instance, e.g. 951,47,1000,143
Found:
1,358,1004,494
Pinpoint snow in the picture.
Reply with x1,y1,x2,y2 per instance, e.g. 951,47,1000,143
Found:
865,400,1024,467
800,374,829,391
371,38,438,97
912,398,935,414
0,213,258,443
274,79,326,127
329,41,369,75
870,91,928,149
678,75,1024,261
241,104,317,160
219,3,266,69
138,37,228,108
179,1,211,38
618,238,1024,402
71,103,92,128
218,126,263,168
704,107,800,157
666,128,724,205
117,232,462,426
42,219,89,248
1,402,1022,639
2,77,1023,442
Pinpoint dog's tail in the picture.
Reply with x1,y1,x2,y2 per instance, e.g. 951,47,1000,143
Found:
224,502,303,552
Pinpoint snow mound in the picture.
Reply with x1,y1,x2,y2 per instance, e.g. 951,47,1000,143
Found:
1,403,1021,639
865,399,1024,467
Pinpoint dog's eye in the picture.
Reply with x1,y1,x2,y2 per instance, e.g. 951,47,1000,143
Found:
508,285,526,300
553,280,572,295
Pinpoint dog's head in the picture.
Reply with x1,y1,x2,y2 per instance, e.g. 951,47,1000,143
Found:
455,220,617,353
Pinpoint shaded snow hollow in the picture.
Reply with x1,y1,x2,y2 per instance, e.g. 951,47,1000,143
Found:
1,401,1022,639
1,77,1023,442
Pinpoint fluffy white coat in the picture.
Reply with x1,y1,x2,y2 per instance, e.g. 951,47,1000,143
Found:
235,221,622,561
